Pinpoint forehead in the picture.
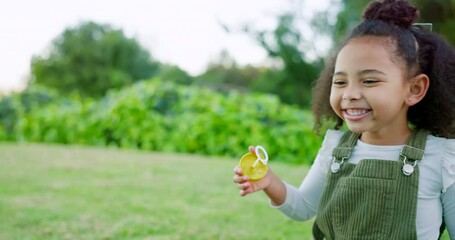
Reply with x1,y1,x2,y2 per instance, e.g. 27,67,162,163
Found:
335,36,405,73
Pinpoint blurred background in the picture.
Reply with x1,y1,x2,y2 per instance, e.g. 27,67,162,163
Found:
0,0,453,239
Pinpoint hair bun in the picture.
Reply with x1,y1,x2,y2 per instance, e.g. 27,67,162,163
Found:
363,0,419,29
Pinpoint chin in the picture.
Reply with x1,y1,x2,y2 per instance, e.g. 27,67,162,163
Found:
345,124,367,134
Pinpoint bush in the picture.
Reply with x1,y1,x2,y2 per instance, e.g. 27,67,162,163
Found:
15,79,323,165
0,85,58,141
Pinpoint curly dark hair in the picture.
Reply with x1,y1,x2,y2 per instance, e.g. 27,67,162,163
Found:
312,0,455,138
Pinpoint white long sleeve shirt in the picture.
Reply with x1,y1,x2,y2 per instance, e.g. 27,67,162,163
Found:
272,129,455,240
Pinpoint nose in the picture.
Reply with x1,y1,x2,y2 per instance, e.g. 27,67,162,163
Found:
342,85,361,100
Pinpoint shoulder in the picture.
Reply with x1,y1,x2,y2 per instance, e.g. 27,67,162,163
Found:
425,134,455,156
322,129,345,147
319,129,345,154
425,135,455,192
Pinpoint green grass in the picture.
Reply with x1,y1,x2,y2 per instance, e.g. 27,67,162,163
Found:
0,143,314,240
0,143,450,240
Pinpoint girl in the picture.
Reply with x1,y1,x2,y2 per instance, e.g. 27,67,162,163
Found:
232,0,455,239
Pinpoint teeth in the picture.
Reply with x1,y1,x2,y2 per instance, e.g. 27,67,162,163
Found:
346,109,368,116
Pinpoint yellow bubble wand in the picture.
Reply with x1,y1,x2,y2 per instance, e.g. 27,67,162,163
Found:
239,145,269,181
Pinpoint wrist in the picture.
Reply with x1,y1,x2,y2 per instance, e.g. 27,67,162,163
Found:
263,169,286,199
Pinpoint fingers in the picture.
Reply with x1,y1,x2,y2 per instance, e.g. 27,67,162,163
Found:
237,181,250,190
233,166,244,176
233,166,252,196
234,177,252,197
239,183,254,197
233,172,249,184
233,166,249,182
240,189,250,197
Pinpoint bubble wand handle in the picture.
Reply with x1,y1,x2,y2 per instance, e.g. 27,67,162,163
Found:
252,145,268,168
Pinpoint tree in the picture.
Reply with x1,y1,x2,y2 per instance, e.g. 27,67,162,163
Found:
245,14,322,107
155,64,194,86
30,21,160,97
197,50,262,92
417,0,455,45
313,0,455,47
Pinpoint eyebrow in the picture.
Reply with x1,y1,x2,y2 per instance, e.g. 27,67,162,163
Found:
333,69,387,77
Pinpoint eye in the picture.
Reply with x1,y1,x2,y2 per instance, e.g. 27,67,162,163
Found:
332,79,347,87
362,79,379,85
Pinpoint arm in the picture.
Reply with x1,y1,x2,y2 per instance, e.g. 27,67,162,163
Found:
441,139,455,238
264,170,287,206
442,183,455,239
233,130,343,220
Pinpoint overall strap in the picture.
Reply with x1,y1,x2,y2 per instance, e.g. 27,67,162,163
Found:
400,129,428,176
332,131,360,160
330,131,361,173
400,129,428,161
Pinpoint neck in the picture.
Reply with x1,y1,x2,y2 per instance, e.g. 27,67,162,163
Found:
360,127,412,145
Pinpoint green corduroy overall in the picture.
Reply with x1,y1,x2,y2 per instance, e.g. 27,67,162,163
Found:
312,130,428,240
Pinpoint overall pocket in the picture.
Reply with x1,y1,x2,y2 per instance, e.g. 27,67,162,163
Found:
332,177,396,240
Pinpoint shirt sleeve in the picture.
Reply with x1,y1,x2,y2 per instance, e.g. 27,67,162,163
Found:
270,129,344,221
442,139,455,238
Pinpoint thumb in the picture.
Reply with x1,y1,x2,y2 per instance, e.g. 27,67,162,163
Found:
248,146,256,154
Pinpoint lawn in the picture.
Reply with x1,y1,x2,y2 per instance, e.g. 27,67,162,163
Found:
0,143,450,239
0,143,314,239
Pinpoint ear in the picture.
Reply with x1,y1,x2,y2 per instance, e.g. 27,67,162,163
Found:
406,74,430,106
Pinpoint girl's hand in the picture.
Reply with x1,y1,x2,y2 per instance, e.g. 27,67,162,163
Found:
233,146,271,197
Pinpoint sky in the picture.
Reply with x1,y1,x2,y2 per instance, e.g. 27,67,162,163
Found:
0,0,330,93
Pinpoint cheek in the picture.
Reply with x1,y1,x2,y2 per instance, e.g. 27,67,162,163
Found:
329,88,339,109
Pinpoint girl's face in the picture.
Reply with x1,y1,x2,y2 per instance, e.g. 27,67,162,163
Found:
330,36,413,145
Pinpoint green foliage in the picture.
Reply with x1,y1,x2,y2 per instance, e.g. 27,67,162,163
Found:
19,97,95,145
30,21,160,97
197,50,262,92
313,0,455,47
155,64,194,85
0,96,19,140
416,0,455,45
0,85,58,141
11,79,322,164
244,14,322,107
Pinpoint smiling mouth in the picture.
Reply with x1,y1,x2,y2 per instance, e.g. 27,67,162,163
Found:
343,108,371,120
